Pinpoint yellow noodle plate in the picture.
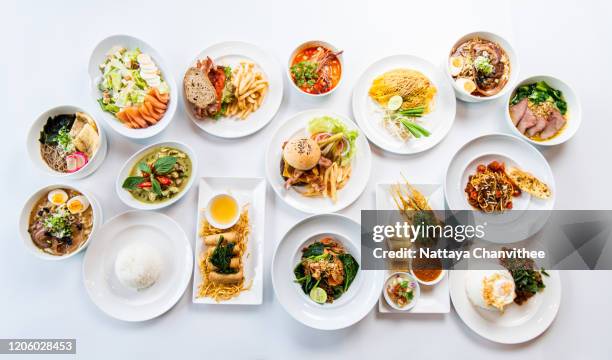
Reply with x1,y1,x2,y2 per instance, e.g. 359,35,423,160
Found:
368,69,437,113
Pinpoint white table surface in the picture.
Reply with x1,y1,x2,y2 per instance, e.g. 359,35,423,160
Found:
2,0,612,358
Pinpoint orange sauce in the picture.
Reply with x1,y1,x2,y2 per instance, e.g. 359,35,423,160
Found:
290,46,341,94
412,268,442,282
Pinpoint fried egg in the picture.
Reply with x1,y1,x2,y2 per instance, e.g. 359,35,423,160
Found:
455,78,477,95
47,189,68,205
449,56,465,77
66,195,90,214
465,269,516,312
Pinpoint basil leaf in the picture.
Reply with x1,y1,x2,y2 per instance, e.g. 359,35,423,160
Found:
151,177,162,195
137,162,150,174
153,156,177,174
122,176,145,190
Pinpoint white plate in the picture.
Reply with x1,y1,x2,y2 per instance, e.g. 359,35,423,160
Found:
82,211,192,322
265,109,372,214
352,55,456,154
450,270,561,344
272,214,384,330
184,41,283,138
444,134,555,243
375,183,450,313
88,34,178,140
192,177,266,305
116,141,197,211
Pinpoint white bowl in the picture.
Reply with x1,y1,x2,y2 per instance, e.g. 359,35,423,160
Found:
87,34,178,140
445,31,519,103
204,193,240,230
27,105,108,180
116,141,197,210
19,184,102,260
287,40,343,97
504,75,581,146
409,266,447,286
383,272,420,311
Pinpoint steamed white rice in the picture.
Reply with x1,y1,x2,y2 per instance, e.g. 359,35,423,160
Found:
114,243,163,291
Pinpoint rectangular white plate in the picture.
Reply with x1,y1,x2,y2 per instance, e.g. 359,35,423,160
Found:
192,177,266,305
375,182,450,314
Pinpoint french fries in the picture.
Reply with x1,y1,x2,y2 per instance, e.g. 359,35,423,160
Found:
226,61,268,120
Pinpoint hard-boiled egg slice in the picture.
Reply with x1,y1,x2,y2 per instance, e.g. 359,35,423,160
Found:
48,189,68,205
66,195,90,214
449,56,465,77
455,78,477,95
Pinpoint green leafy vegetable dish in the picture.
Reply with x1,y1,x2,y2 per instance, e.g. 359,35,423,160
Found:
294,236,359,304
122,147,191,204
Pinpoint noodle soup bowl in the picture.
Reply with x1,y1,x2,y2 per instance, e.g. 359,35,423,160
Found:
27,105,108,180
287,40,344,98
19,183,103,261
445,31,520,103
115,141,198,211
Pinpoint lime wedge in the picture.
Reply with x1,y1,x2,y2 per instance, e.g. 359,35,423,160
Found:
387,95,403,111
309,287,327,304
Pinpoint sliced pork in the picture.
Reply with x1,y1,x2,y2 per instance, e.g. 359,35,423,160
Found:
527,116,548,137
510,98,528,125
517,108,537,134
540,109,566,139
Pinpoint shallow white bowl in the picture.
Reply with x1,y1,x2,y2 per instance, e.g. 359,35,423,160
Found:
115,141,197,210
287,40,343,97
444,31,519,103
87,34,178,140
27,105,108,179
19,184,102,260
504,75,581,146
383,272,420,311
409,267,447,286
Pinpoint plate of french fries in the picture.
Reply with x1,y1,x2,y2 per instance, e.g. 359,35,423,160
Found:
183,41,284,138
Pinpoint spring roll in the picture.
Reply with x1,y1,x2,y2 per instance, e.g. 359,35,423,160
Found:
208,269,243,284
203,232,238,246
207,257,240,271
206,245,240,257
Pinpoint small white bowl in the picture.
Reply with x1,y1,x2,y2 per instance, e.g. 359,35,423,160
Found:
87,34,178,140
287,40,343,97
204,193,240,230
19,184,102,260
27,105,108,180
409,266,446,286
504,75,581,146
383,272,420,311
445,31,519,103
116,141,197,210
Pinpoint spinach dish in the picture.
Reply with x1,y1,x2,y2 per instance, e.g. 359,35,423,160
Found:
122,147,191,203
294,237,359,304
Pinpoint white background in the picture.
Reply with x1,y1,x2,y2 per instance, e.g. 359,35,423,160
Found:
2,0,612,359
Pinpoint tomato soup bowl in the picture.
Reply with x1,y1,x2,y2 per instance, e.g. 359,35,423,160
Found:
287,40,344,98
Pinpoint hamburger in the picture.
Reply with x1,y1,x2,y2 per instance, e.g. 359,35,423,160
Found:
184,57,235,118
281,137,322,187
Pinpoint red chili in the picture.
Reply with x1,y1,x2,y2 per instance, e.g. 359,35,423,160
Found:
506,201,513,209
477,164,486,173
156,176,172,186
138,181,152,188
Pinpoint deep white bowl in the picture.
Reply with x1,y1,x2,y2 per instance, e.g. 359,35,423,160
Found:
27,105,108,180
409,266,447,286
204,193,240,230
383,272,420,311
19,184,102,260
116,141,197,210
445,31,519,103
287,40,343,97
88,34,177,140
504,75,581,146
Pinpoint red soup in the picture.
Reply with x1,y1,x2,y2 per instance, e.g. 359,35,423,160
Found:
290,46,342,95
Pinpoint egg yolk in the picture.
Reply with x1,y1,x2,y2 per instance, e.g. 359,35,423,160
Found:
451,57,463,67
52,194,66,204
68,201,83,213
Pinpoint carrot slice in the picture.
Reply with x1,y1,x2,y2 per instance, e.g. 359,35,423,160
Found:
145,94,167,110
116,110,129,123
126,107,147,128
139,107,158,125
